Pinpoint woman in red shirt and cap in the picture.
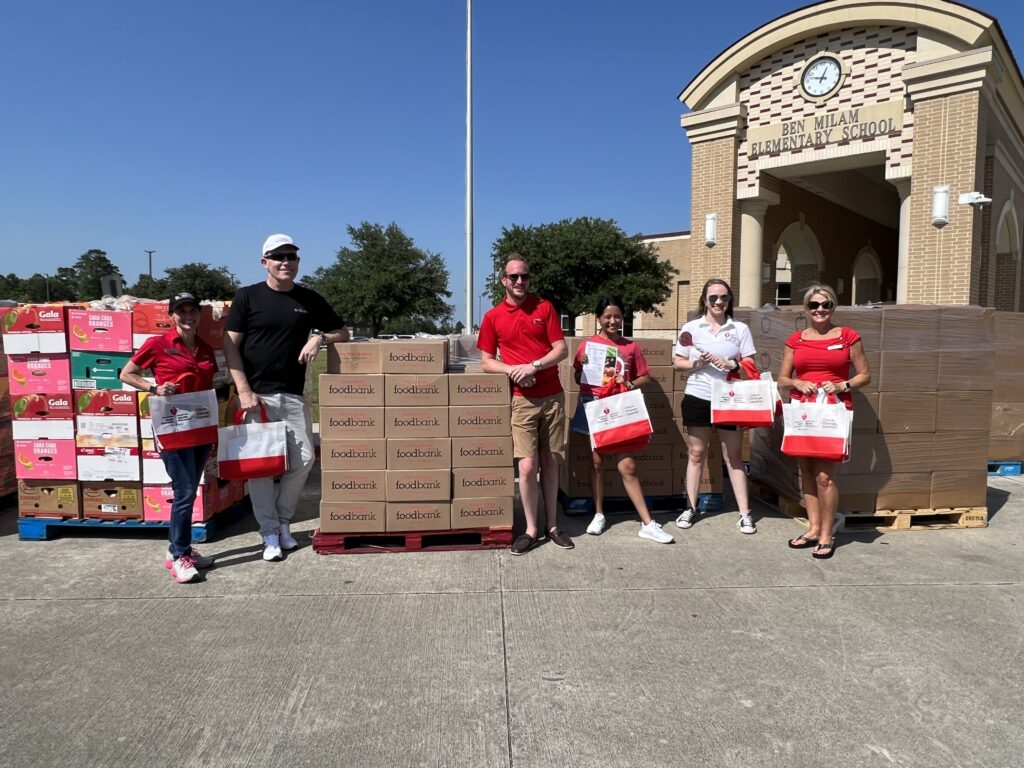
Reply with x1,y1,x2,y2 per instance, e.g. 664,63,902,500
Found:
121,293,218,583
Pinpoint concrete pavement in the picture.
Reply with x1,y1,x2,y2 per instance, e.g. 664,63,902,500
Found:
1,469,1021,768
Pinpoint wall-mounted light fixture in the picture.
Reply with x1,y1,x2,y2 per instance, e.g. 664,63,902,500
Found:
931,186,950,227
704,213,717,246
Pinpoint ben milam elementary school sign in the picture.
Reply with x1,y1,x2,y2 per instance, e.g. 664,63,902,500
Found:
627,0,1024,339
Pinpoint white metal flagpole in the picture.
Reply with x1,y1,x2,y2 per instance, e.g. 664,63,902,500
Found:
465,0,474,330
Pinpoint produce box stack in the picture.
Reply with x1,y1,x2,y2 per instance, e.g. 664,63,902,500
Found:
748,305,993,523
0,334,14,498
319,340,512,539
990,311,1024,463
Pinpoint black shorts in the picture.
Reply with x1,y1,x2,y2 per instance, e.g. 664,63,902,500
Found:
680,394,737,431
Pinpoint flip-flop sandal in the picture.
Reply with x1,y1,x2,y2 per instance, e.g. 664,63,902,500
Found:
788,534,819,549
812,541,836,559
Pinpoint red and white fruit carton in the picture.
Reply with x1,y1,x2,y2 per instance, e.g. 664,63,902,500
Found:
131,302,173,349
13,439,77,480
74,389,137,416
8,354,72,395
75,390,140,447
67,309,133,353
76,444,141,481
0,305,68,354
142,482,217,523
11,419,75,441
10,393,75,421
200,306,226,350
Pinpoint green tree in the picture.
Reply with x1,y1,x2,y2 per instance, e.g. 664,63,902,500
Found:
73,249,124,300
306,222,453,337
126,273,169,299
0,273,23,301
49,267,79,301
162,262,239,301
488,217,678,330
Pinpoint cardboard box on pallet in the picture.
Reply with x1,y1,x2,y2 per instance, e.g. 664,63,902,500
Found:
451,496,513,528
1,305,69,354
17,479,80,518
8,354,71,395
319,407,385,439
10,392,74,422
610,469,674,497
386,406,448,438
989,403,1024,460
327,342,383,374
448,405,511,437
451,436,514,467
200,306,227,350
380,341,449,374
67,308,133,353
385,469,450,501
321,438,387,470
384,374,448,406
644,366,674,392
937,392,992,432
877,352,938,392
12,415,74,440
13,439,77,480
318,374,384,407
70,351,131,390
319,501,386,533
642,389,675,420
386,502,451,532
131,302,173,348
634,338,675,367
877,392,936,434
142,481,219,523
452,467,515,498
321,470,386,501
387,438,451,470
447,373,509,405
81,482,143,519
930,471,988,509
76,444,141,481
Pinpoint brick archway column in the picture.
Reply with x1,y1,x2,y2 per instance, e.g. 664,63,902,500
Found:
738,193,778,308
889,178,912,303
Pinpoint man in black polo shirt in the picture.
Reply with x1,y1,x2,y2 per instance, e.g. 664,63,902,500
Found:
224,233,348,561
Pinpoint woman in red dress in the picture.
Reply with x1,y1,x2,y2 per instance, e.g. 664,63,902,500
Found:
777,285,871,559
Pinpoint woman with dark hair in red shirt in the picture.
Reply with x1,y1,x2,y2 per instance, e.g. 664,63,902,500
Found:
121,293,218,583
777,285,871,559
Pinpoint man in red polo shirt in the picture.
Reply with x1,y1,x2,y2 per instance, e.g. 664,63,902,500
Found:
478,255,569,555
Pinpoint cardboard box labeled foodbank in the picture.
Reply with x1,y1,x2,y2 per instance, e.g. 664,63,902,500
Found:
451,496,513,528
385,469,451,501
387,438,451,469
452,466,515,498
380,341,449,374
17,479,80,518
1,305,68,354
384,374,448,406
634,338,675,367
319,407,385,439
385,406,448,438
451,436,514,467
81,482,142,519
320,438,387,470
386,502,451,532
448,405,511,437
76,445,141,481
319,501,386,533
71,351,131,390
321,470,386,501
67,308,133,353
8,354,71,395
319,374,384,407
13,439,77,480
327,342,383,374
448,374,510,405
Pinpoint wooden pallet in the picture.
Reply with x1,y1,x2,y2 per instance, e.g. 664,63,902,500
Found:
312,525,513,555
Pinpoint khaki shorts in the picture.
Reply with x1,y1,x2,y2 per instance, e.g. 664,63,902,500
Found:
511,393,566,459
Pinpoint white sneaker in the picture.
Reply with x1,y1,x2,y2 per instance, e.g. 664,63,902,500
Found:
737,514,757,535
675,509,697,529
279,523,299,551
586,514,606,535
164,547,214,570
170,555,200,583
639,521,674,543
263,534,284,562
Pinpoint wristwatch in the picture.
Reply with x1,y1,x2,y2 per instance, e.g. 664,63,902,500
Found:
844,380,851,392
148,385,157,395
531,360,542,370
318,333,328,346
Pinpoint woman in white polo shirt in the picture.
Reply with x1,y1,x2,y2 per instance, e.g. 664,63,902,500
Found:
672,278,758,534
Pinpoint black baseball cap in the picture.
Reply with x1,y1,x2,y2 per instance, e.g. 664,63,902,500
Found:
168,292,199,313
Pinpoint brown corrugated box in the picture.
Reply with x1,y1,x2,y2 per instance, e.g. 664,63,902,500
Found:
448,405,512,437
450,496,513,528
877,392,936,434
380,341,449,374
320,438,387,470
937,391,992,432
386,502,451,531
880,307,940,351
319,501,386,533
644,366,674,392
850,391,879,434
989,402,1024,460
878,352,938,392
937,352,995,391
321,470,386,501
327,342,382,374
831,307,883,351
939,306,994,350
834,472,931,510
451,436,514,467
448,373,510,405
651,418,684,445
641,389,675,420
452,467,515,498
673,369,689,392
932,432,988,471
319,406,385,439
384,374,448,406
387,438,451,469
930,471,988,509
385,469,450,501
635,338,674,367
385,406,448,438
558,361,579,393
81,482,142,519
318,374,384,406
610,469,673,496
17,479,80,518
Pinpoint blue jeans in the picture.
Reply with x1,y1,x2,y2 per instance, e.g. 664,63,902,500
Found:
161,444,212,558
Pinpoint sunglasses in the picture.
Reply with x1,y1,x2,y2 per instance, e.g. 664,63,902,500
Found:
505,273,531,282
707,294,730,304
807,300,834,310
264,252,299,262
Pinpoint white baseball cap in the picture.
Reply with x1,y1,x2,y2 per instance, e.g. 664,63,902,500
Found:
262,233,299,255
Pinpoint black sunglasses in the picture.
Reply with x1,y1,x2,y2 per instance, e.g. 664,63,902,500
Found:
707,294,731,304
264,252,299,262
807,300,834,310
505,273,531,282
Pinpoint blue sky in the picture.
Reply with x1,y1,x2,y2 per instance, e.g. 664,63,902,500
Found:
3,0,1022,326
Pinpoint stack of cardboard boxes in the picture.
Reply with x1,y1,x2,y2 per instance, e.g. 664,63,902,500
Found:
990,311,1024,463
3,302,242,523
318,340,515,537
557,336,723,503
0,332,13,498
748,305,993,515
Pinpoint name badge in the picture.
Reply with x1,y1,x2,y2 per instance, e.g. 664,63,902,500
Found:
827,343,844,351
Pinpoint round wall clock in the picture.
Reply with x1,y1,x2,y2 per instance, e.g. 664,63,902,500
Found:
800,55,845,100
